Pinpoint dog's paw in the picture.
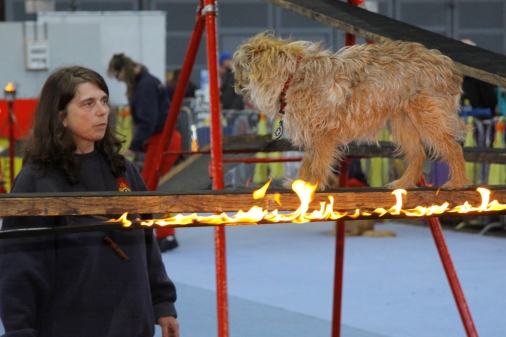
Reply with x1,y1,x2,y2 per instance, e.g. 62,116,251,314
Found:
385,180,417,190
282,178,295,190
316,182,327,191
440,179,471,190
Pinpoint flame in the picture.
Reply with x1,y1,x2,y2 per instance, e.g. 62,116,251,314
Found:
274,193,282,206
108,181,506,227
252,180,270,199
4,82,15,92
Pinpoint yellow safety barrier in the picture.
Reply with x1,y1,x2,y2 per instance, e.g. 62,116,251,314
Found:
488,117,506,185
464,117,479,184
0,138,22,192
253,113,268,184
368,127,392,187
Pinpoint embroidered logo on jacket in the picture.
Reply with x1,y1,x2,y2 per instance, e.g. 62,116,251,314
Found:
117,177,131,192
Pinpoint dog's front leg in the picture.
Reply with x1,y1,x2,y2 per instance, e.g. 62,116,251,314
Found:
295,137,341,191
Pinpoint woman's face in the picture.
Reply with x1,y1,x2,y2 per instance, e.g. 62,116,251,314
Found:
63,82,109,154
114,67,126,82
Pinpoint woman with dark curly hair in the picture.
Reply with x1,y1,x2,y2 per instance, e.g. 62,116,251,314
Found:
0,66,179,337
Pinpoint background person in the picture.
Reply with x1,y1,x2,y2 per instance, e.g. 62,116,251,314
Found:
108,53,179,252
497,87,506,117
460,39,497,119
0,66,179,337
166,68,197,101
219,51,245,110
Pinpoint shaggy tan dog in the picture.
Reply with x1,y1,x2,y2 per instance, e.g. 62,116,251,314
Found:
233,32,470,190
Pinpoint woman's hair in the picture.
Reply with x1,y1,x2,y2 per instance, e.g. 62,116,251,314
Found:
107,53,146,100
24,66,126,185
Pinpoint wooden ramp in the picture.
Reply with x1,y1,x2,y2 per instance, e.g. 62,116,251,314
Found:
264,0,506,87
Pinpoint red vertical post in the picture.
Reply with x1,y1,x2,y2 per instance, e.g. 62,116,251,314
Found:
333,2,363,329
345,0,365,45
7,101,14,189
203,1,228,337
3,83,16,189
418,176,478,337
146,1,206,191
332,160,349,337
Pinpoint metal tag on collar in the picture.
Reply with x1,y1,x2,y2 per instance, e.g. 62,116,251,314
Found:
274,120,284,139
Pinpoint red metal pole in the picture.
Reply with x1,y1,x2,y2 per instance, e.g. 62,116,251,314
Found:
418,176,478,337
7,101,14,189
333,2,365,329
146,1,206,191
345,30,356,47
222,157,302,164
345,0,364,46
203,1,228,336
332,159,350,337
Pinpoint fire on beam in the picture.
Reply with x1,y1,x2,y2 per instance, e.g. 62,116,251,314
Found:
108,180,506,227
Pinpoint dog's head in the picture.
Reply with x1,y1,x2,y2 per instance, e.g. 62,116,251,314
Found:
232,32,289,99
233,32,316,113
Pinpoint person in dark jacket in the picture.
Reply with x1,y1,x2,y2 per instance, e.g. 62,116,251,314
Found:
108,54,179,252
460,39,497,119
219,51,245,110
0,66,179,337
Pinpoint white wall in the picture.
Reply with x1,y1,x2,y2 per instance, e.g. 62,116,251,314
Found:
0,11,166,105
38,11,166,105
0,22,51,99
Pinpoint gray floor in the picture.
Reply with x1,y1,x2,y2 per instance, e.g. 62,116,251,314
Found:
2,221,506,337
157,221,506,337
164,282,385,337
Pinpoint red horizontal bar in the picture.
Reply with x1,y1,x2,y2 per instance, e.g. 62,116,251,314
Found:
222,157,302,164
162,149,290,156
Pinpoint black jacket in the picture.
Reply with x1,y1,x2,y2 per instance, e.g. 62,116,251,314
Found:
129,69,171,151
220,68,245,110
0,150,177,337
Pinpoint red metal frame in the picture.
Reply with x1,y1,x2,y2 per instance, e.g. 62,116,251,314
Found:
146,1,205,191
345,0,364,46
334,3,478,335
332,3,361,332
203,1,229,336
145,1,229,336
146,1,478,336
332,160,350,337
222,157,302,164
418,176,478,337
7,101,14,188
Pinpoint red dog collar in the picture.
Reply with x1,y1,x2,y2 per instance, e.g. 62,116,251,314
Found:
275,55,302,139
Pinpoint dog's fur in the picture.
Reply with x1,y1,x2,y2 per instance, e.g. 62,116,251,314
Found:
233,32,471,190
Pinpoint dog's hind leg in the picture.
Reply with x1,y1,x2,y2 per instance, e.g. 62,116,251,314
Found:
402,100,470,190
387,115,426,189
296,134,341,191
436,140,470,190
419,126,471,190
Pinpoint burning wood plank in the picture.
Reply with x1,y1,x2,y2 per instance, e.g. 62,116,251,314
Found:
1,184,506,217
1,182,506,239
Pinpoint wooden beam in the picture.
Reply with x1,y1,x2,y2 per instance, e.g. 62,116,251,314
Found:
263,0,506,87
1,186,506,217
